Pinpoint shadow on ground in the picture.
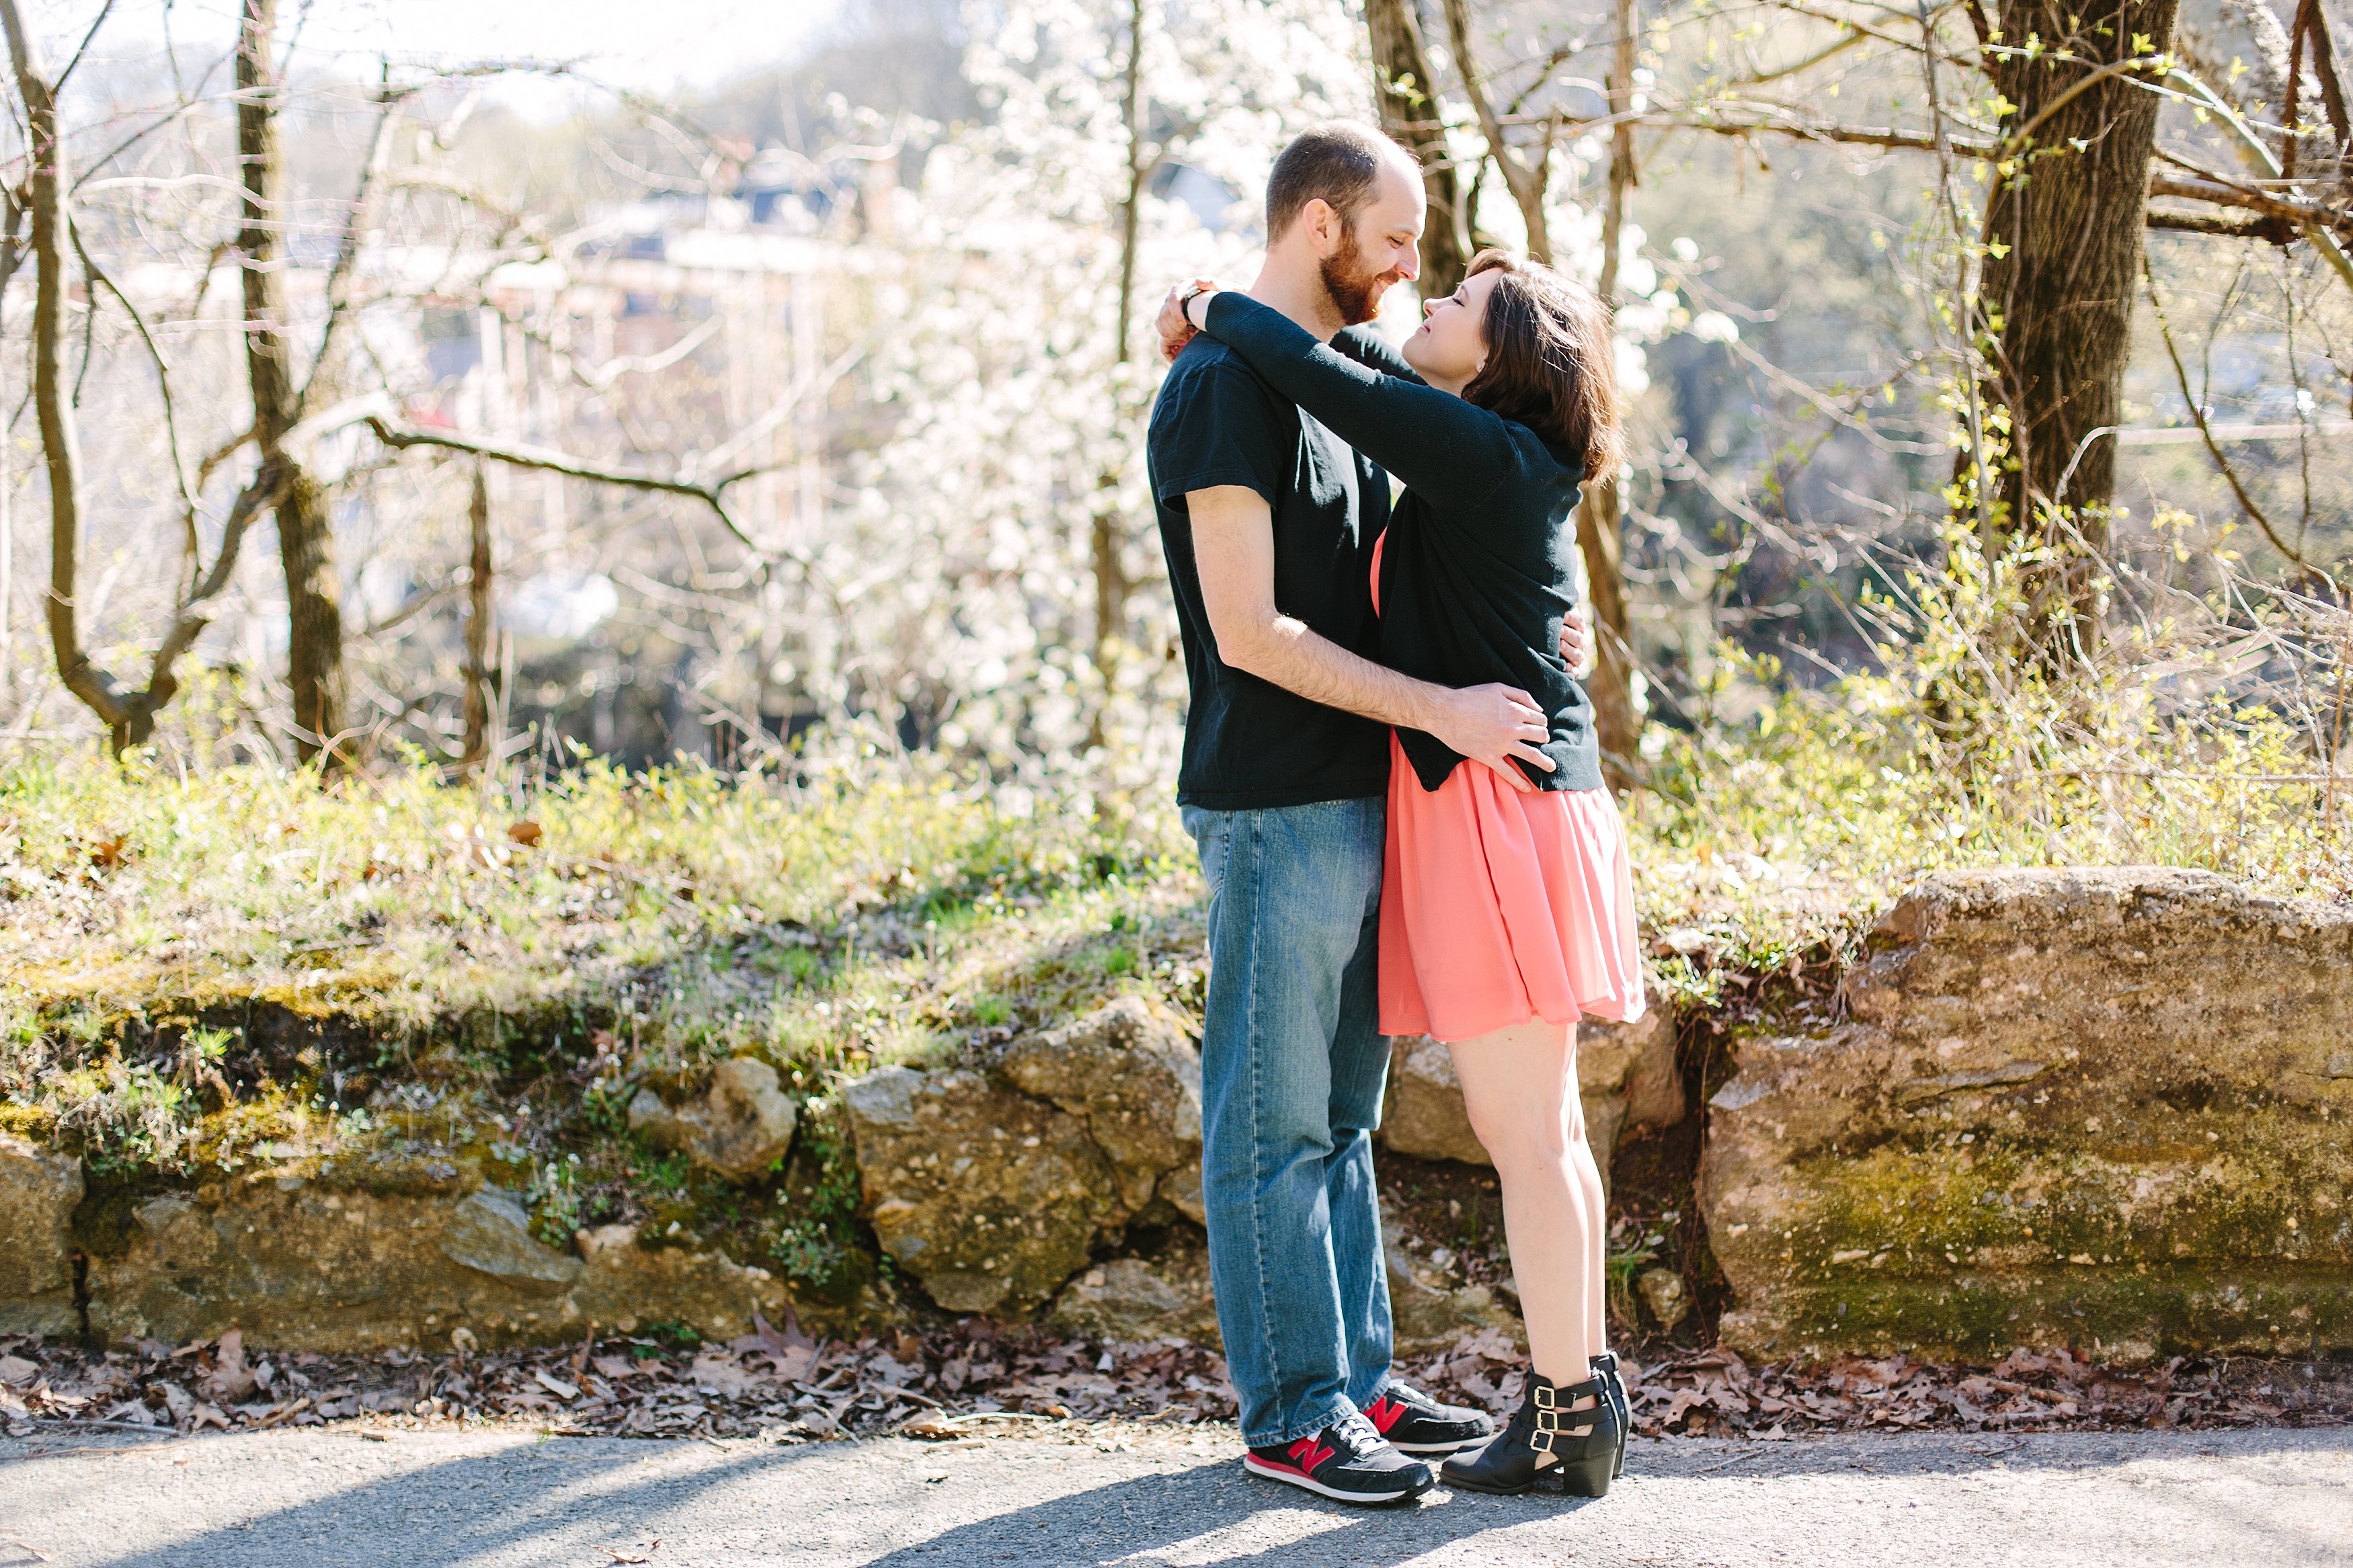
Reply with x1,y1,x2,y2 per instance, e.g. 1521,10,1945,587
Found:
7,1423,2346,1568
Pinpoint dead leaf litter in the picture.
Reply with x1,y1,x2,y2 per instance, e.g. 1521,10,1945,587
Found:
0,1321,2342,1446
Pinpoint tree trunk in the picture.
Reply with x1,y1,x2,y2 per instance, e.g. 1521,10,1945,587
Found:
1365,0,1470,297
1976,0,2181,636
239,0,347,765
1086,0,1148,751
0,5,118,748
1575,0,1642,788
461,466,495,774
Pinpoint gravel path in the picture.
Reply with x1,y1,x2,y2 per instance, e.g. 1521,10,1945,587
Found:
2,1422,2347,1566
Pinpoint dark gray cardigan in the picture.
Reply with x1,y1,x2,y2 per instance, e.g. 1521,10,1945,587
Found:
1201,290,1602,792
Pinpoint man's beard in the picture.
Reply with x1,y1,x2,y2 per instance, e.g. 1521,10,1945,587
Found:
1318,223,1394,326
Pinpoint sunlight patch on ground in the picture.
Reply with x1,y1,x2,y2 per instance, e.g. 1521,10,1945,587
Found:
1111,1504,1356,1565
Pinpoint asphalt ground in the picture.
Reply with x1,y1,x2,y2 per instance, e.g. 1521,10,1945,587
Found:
2,1421,2348,1567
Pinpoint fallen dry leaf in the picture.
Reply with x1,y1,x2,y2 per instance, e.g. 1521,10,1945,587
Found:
508,821,544,848
598,1542,657,1564
0,1356,37,1387
202,1331,256,1406
533,1369,580,1402
685,1354,759,1399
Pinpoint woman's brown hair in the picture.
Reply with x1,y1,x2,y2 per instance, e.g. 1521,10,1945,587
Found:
1459,249,1623,480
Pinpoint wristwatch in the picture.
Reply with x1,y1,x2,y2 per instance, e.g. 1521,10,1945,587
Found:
1180,282,1215,327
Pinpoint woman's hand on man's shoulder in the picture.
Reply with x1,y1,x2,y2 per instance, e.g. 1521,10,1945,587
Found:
1156,277,1223,364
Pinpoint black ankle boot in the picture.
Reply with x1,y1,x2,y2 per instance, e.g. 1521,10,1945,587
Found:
1439,1372,1620,1498
1590,1351,1631,1479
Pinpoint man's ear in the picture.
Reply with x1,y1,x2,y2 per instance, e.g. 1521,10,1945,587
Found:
1299,196,1340,256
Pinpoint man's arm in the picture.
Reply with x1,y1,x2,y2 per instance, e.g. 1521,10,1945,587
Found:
1188,485,1554,790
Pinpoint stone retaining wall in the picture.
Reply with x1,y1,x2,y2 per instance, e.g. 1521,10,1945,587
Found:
7,867,2346,1363
86,1175,791,1353
0,1134,82,1335
1698,868,2353,1362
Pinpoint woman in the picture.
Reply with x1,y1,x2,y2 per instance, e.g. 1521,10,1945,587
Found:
1160,251,1642,1499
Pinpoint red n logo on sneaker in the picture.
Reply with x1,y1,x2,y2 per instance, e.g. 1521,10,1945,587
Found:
1287,1436,1336,1473
1365,1395,1402,1432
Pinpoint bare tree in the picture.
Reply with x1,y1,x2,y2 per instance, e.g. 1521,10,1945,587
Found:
1572,0,1644,784
239,0,350,764
461,466,495,772
1427,0,1642,780
0,0,292,756
1971,0,2185,644
1440,0,1560,267
1088,0,1151,750
1365,0,1471,298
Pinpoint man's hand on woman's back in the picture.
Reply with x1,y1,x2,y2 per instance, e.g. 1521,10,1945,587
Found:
1418,684,1554,792
1559,608,1589,673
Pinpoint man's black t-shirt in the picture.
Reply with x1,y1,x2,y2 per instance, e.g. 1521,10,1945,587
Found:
1148,327,1393,810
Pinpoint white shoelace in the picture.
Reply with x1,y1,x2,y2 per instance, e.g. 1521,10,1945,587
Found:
1330,1411,1390,1456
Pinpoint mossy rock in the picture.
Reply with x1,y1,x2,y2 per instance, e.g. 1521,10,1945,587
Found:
1699,868,2353,1360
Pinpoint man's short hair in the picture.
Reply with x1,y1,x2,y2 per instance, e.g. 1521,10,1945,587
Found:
1265,121,1409,238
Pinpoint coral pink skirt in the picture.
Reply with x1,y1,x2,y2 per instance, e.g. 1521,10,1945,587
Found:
1372,534,1646,1042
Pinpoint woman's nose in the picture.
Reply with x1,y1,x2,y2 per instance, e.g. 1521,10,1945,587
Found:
1422,299,1439,319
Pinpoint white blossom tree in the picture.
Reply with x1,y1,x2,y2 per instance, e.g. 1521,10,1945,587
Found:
843,0,1374,792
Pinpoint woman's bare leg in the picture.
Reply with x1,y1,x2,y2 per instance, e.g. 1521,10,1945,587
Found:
1447,1018,1603,1389
1566,1079,1609,1359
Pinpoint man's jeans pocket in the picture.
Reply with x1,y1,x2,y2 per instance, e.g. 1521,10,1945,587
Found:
1181,805,1236,900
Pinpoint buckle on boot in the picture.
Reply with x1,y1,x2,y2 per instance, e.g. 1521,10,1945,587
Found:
1529,1385,1560,1454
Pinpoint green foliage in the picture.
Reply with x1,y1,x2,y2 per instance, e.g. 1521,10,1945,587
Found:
635,1321,703,1352
766,1096,867,1298
527,1153,587,1247
1605,1228,1663,1331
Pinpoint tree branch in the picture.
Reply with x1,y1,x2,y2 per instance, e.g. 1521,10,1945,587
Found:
0,0,269,749
70,224,199,530
2143,250,2319,576
298,69,403,421
1440,0,1553,263
2146,208,2293,238
1652,109,1993,157
364,415,761,556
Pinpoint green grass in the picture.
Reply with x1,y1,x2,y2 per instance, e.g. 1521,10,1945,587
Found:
0,747,1203,1259
1622,633,2350,1007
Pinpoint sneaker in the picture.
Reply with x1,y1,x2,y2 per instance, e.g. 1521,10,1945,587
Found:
1243,1411,1435,1505
1364,1381,1494,1454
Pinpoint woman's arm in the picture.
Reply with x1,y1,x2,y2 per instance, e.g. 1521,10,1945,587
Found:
1330,324,1425,384
1191,290,1518,506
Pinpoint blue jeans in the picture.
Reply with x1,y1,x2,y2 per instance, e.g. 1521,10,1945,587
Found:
1183,797,1395,1446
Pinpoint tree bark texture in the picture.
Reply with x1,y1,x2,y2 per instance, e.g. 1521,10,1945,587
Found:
1365,0,1470,297
1977,0,2181,538
240,0,348,764
461,466,495,773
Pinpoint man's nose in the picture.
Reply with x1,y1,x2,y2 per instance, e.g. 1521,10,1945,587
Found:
1394,245,1420,282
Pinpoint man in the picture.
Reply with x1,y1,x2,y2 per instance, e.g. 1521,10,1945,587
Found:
1146,122,1577,1507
